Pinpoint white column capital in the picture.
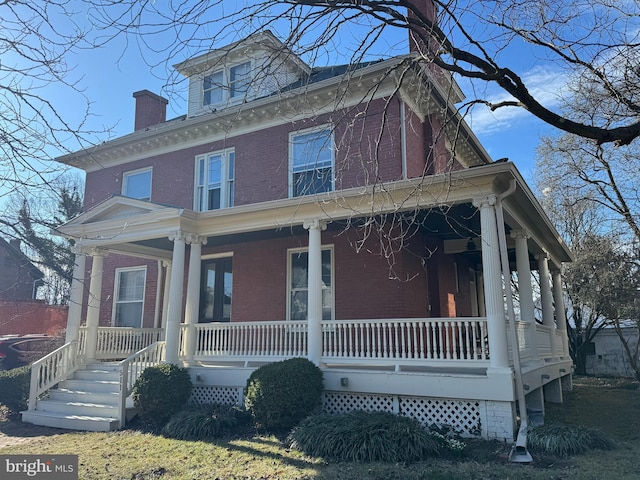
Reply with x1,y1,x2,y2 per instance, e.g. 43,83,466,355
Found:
85,247,108,258
168,231,188,243
535,251,549,261
186,234,207,246
162,259,172,268
303,219,328,231
510,229,530,240
472,194,497,209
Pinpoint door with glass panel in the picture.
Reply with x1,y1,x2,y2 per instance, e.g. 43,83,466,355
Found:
199,257,233,323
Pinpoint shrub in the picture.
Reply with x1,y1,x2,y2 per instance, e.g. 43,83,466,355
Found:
288,411,452,462
0,365,31,413
527,423,615,456
162,404,251,440
244,358,323,431
132,363,192,429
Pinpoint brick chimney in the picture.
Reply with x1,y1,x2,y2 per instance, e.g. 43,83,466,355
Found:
133,90,168,131
408,0,437,54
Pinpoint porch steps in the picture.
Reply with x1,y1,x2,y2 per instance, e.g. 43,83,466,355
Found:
22,363,132,432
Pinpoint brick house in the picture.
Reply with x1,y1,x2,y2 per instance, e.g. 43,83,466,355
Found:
0,237,44,301
23,23,573,438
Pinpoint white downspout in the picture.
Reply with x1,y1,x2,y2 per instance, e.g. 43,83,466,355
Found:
154,260,162,329
495,179,533,463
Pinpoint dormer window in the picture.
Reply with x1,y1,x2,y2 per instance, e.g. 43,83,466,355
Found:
203,61,252,107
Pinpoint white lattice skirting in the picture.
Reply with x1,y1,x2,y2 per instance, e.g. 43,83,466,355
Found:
188,386,490,439
323,392,483,438
190,385,243,406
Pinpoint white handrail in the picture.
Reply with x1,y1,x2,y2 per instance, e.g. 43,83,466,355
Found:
117,341,166,428
78,327,163,359
28,342,80,411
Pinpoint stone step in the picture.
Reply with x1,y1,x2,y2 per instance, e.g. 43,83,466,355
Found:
72,369,121,382
59,379,120,394
34,400,119,417
21,410,120,432
49,388,118,405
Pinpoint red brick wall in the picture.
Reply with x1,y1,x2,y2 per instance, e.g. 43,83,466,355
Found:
95,227,473,324
85,255,161,327
0,300,67,336
84,98,405,210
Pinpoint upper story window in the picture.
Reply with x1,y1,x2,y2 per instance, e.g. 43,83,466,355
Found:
122,168,152,201
289,126,334,197
195,148,235,211
203,61,252,107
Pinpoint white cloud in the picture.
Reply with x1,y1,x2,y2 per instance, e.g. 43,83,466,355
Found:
463,66,571,136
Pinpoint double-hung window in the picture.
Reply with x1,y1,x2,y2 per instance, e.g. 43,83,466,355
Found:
113,267,146,327
203,61,252,107
195,149,234,211
288,247,334,321
289,126,334,197
122,168,152,200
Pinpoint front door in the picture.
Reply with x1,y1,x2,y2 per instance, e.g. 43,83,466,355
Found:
199,257,233,322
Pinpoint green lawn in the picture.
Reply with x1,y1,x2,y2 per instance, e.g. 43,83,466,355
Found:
2,377,639,480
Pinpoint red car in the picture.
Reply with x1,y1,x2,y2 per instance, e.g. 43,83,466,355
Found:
0,335,61,370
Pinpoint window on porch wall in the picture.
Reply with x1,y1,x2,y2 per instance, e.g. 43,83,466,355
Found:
113,267,146,327
288,247,333,320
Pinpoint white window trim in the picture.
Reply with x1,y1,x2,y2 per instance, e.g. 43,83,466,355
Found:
202,60,253,108
112,266,147,327
122,167,152,201
286,245,334,321
194,148,235,211
288,124,335,198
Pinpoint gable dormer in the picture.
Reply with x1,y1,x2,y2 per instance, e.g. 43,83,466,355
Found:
174,31,311,118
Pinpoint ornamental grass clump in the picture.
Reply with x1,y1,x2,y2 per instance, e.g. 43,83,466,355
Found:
245,358,323,432
162,404,251,440
288,411,459,462
527,423,615,457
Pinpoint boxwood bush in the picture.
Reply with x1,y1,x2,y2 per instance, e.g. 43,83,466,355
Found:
0,365,31,413
245,358,323,432
132,363,192,429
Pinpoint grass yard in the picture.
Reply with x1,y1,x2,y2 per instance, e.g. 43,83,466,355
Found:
1,376,639,480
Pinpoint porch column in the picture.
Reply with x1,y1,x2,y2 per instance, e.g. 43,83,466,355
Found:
304,219,326,366
537,253,556,356
84,249,107,362
65,247,86,344
165,232,187,364
161,260,172,337
184,235,207,366
474,195,509,370
511,230,539,361
552,269,569,357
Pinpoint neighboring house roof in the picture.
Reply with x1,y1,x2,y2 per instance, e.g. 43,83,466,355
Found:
0,237,44,282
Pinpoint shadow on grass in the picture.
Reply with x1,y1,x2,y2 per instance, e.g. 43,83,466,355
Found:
0,411,66,442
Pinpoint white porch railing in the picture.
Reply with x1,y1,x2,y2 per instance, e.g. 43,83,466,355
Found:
28,342,80,411
181,321,308,361
322,318,489,365
179,318,489,367
79,327,163,360
117,341,166,428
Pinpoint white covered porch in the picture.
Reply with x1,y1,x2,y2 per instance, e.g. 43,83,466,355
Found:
24,164,573,439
